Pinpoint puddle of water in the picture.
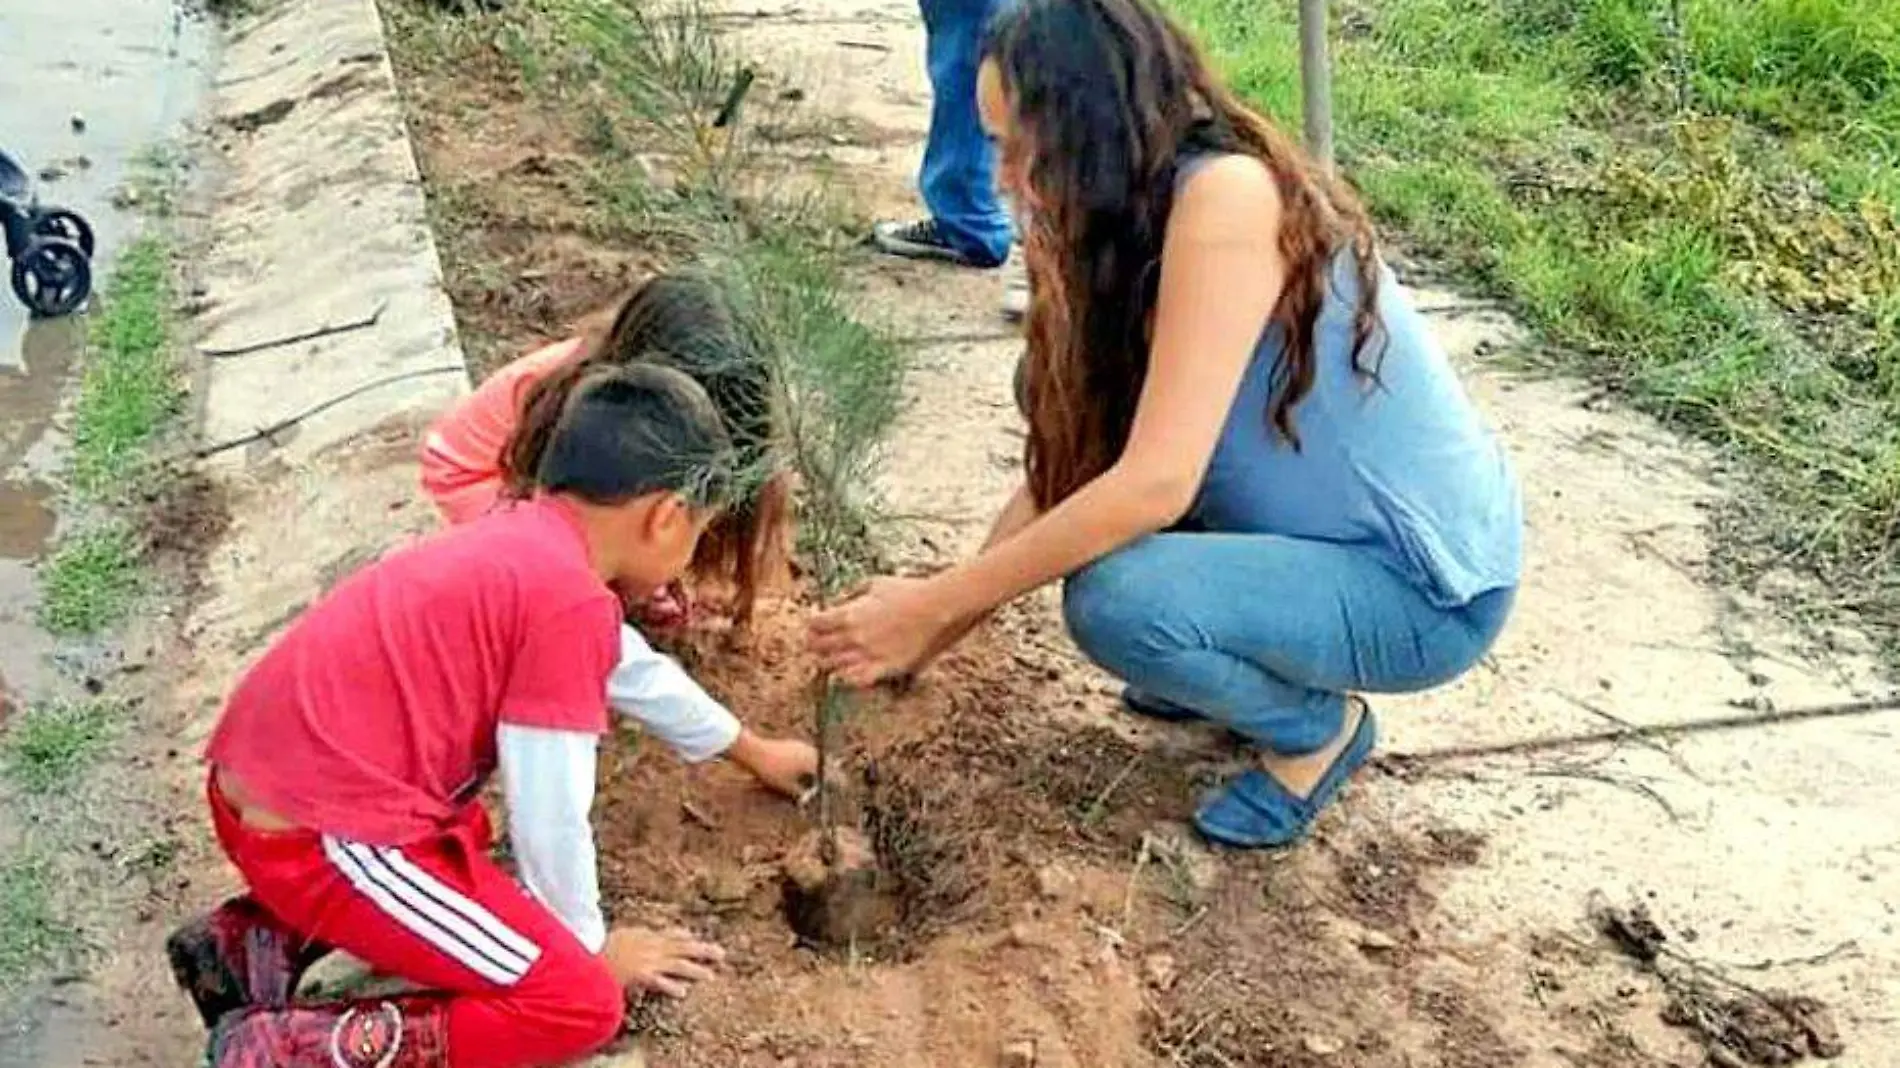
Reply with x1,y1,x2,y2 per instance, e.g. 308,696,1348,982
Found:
0,0,212,817
0,481,56,559
0,316,84,465
0,0,213,360
0,3,213,1050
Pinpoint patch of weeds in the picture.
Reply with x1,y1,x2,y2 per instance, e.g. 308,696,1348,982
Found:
0,699,122,794
70,237,178,499
0,855,75,994
1168,0,1900,659
119,835,183,876
36,523,141,636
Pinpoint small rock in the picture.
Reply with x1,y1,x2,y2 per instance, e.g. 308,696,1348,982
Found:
111,186,141,210
1000,1038,1037,1067
1302,1034,1344,1057
1356,929,1399,952
1006,922,1051,950
696,866,750,906
70,112,86,133
1141,952,1178,991
39,164,67,183
1033,863,1075,901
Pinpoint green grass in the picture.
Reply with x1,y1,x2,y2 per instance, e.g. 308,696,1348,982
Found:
1171,0,1900,650
0,856,72,994
0,699,122,794
34,235,178,638
70,238,179,498
36,522,141,636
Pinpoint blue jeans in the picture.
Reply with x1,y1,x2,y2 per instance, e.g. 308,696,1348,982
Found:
919,0,1015,266
1063,533,1515,755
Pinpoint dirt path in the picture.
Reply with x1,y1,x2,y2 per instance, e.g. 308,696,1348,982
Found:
700,0,1900,1063
30,0,1895,1065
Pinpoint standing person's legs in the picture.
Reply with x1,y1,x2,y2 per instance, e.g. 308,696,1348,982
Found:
202,787,624,1068
874,0,1013,267
1062,533,1514,846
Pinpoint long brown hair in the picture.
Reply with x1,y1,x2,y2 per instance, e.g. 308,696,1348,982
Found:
502,273,790,622
983,0,1386,511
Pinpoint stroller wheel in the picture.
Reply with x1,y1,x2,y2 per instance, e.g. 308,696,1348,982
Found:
11,238,92,318
33,209,96,259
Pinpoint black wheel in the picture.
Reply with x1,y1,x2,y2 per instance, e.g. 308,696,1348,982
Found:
33,209,95,259
11,238,92,318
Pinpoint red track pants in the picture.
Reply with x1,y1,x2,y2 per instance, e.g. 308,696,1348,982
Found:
210,782,624,1068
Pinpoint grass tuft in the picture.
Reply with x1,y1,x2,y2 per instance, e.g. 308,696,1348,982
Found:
35,232,178,638
0,699,123,794
0,856,73,995
36,523,142,637
70,237,178,498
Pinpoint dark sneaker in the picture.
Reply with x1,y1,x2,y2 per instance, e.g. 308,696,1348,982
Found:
871,218,990,267
168,896,332,1028
207,998,450,1068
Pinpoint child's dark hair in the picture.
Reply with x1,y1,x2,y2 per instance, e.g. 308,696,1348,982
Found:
504,273,789,621
535,363,735,508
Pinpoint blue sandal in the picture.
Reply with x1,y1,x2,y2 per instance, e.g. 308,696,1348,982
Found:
1121,687,1208,723
1193,705,1379,849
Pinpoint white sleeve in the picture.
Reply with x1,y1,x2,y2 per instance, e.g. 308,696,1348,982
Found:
497,723,606,955
607,623,742,764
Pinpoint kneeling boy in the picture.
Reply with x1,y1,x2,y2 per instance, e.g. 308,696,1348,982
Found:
169,364,734,1068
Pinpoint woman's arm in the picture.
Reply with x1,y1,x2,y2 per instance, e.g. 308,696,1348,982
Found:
812,157,1289,685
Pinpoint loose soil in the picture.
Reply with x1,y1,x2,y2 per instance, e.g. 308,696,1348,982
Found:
595,600,1526,1067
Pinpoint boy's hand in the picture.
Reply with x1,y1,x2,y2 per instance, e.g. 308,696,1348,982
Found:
622,580,694,633
602,927,725,998
732,734,819,799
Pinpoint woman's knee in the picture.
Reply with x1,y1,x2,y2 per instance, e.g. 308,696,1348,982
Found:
1062,542,1183,670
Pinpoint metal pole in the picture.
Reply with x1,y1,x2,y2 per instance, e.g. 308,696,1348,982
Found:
1298,0,1335,174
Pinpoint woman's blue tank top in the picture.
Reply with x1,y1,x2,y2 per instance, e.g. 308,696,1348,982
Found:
1183,160,1523,607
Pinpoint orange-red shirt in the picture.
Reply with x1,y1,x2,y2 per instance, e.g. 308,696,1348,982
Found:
419,338,585,525
206,496,620,845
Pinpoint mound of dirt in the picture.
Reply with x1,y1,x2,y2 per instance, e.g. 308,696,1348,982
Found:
586,601,1533,1066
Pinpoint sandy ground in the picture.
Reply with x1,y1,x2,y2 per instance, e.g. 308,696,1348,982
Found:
711,0,1900,1060
15,0,1896,1064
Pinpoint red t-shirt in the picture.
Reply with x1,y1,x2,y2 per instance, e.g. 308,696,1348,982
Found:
207,496,621,845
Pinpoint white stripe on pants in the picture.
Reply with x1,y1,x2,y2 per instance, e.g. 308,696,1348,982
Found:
321,836,543,986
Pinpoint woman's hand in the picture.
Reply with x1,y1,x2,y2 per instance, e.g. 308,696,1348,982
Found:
808,576,960,688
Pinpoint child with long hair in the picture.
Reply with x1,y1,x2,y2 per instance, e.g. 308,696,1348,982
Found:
171,365,737,1067
811,0,1521,850
421,274,815,798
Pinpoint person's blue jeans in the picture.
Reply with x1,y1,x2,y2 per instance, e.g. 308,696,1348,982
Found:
918,0,1015,267
1063,533,1515,755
